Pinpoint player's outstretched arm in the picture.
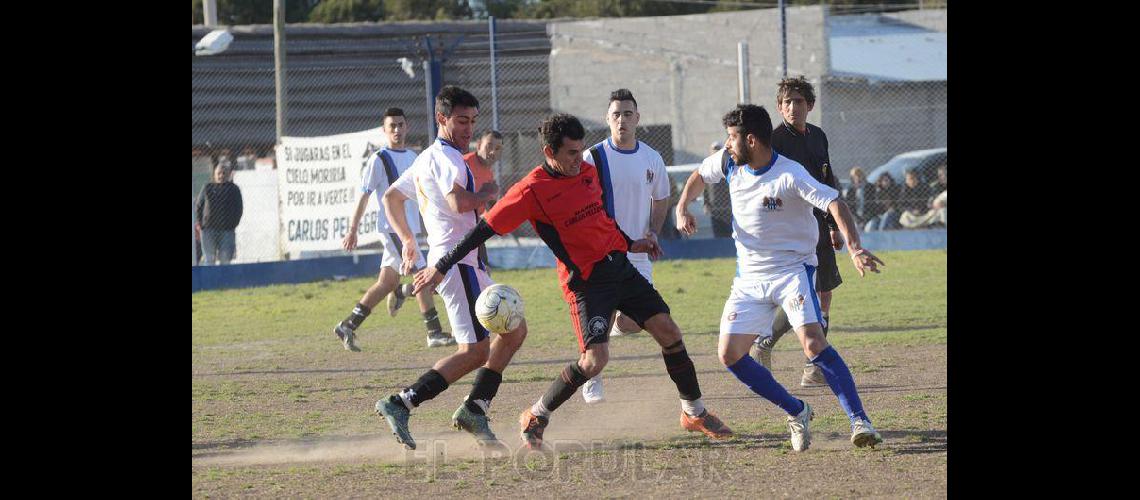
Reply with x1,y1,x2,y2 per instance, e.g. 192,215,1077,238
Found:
629,238,662,260
827,198,885,277
445,182,499,213
412,219,499,295
674,169,707,236
343,190,372,251
382,185,421,274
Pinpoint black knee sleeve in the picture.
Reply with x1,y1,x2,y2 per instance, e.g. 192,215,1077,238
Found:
539,362,591,413
663,348,702,401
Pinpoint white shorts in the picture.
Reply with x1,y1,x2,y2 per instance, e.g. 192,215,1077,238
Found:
435,262,494,344
628,257,654,284
719,264,823,337
379,232,426,275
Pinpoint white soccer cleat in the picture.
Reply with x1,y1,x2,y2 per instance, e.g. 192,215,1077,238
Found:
851,418,883,448
786,401,813,452
582,376,605,403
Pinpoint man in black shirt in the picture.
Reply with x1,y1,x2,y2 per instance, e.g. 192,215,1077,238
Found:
751,76,843,387
195,162,243,265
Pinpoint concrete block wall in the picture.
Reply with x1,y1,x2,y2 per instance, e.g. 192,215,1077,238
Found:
548,6,830,165
884,9,947,32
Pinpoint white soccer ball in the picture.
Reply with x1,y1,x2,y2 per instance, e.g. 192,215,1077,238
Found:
475,284,525,334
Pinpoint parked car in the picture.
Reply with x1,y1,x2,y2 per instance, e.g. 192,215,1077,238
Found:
664,164,714,239
865,147,947,186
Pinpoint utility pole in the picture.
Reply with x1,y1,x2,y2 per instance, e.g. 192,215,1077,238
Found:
274,0,287,144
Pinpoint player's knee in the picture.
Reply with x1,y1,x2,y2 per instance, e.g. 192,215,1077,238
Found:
510,319,528,339
802,334,829,358
459,340,491,366
646,314,683,347
717,349,737,367
718,343,748,367
578,349,608,377
616,314,640,333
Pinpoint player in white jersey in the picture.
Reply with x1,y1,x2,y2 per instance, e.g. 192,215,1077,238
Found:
675,104,886,451
333,108,456,352
578,89,671,403
373,86,529,451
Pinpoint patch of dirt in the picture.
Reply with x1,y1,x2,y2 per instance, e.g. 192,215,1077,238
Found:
193,341,946,497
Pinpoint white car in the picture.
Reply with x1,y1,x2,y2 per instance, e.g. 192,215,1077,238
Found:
664,164,717,239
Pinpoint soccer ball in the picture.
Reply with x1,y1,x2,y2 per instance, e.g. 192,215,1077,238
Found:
474,284,525,334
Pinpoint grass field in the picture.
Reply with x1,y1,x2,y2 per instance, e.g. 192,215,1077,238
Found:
193,249,946,497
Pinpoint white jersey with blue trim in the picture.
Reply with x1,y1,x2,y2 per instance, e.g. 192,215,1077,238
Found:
698,148,839,278
582,138,670,263
390,138,481,268
362,147,420,234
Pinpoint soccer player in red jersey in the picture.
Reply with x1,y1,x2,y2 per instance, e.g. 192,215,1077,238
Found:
413,114,733,449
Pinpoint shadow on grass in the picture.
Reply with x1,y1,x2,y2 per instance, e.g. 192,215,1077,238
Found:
882,430,946,455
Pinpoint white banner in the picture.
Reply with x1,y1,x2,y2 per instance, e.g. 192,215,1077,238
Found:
277,128,388,255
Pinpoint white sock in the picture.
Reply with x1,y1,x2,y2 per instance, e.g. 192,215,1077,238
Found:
466,396,490,414
530,400,552,418
609,320,622,336
398,391,415,411
681,398,706,417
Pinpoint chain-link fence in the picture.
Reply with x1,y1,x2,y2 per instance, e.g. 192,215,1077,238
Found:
193,8,946,266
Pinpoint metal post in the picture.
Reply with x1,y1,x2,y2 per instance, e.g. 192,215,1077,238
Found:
192,199,197,265
779,0,787,78
489,16,500,132
737,41,750,104
203,0,218,26
424,60,436,139
273,0,287,144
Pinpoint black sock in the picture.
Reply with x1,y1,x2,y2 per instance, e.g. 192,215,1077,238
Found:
464,367,503,415
423,308,443,334
343,302,371,330
397,369,449,409
393,283,406,299
539,362,590,413
663,346,702,401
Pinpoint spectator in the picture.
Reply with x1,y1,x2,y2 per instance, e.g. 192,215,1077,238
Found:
195,163,244,265
899,169,933,225
462,130,503,215
927,164,947,204
842,166,871,226
902,167,946,229
900,189,947,229
463,130,504,267
704,141,734,238
863,172,900,232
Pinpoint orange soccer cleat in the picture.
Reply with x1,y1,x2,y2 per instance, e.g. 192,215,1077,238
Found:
519,409,549,450
681,409,734,439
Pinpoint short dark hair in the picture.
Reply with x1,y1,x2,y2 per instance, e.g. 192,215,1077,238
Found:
609,88,637,109
382,107,405,119
435,85,479,117
777,76,816,105
480,130,503,141
540,114,585,153
722,104,773,147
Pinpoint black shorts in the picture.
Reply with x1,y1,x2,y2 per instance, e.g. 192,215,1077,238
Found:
563,252,670,352
815,223,843,293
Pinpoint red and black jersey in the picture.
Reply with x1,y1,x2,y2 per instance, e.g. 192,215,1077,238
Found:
484,161,631,285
